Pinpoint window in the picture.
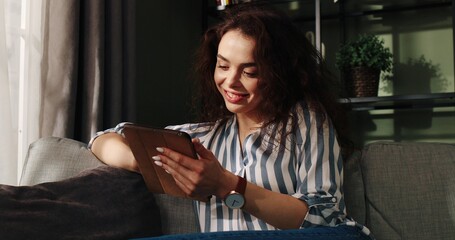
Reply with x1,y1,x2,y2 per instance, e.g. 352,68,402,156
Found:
1,0,44,184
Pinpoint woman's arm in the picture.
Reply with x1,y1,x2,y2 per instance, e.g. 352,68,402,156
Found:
90,132,139,173
241,176,309,229
154,139,308,229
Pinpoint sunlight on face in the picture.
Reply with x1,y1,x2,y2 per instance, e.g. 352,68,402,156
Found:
214,30,262,120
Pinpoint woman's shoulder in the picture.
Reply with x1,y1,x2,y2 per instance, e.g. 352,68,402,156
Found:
291,100,313,122
289,100,333,140
292,99,330,124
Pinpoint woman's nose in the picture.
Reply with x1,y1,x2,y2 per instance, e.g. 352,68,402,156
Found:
225,69,242,86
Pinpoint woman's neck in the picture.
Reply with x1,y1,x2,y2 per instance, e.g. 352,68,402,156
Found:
236,113,262,146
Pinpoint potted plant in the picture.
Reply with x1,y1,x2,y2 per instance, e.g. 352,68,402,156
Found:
336,34,393,97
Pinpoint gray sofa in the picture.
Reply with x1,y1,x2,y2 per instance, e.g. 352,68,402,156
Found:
19,137,455,239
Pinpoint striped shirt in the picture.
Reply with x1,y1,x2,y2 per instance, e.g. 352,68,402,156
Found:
165,101,346,232
89,101,371,236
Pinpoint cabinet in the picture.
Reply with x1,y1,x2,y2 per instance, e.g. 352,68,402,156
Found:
203,0,455,110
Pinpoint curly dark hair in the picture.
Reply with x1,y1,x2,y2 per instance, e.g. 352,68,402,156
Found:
191,3,349,147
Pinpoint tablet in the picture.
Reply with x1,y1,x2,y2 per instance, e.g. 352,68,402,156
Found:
122,124,199,199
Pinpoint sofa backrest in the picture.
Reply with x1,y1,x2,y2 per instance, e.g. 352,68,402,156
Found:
20,137,105,185
344,141,455,240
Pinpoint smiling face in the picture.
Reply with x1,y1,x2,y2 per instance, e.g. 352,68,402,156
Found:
214,30,262,121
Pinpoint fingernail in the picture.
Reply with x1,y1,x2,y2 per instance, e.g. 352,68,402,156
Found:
165,170,171,174
154,161,163,167
152,156,161,161
156,147,164,153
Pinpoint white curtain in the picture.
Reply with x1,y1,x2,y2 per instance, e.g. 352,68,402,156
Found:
0,0,45,185
0,0,17,185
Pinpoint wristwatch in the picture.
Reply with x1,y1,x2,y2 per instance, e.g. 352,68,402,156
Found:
223,175,247,209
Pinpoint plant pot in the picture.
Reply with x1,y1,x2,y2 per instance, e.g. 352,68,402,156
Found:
345,67,381,97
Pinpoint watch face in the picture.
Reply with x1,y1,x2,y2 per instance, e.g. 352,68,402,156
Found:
225,192,245,209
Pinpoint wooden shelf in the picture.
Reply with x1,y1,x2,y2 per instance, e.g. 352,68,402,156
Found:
339,92,455,111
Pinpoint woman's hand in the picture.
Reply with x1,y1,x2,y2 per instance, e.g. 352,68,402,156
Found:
153,139,238,200
154,138,308,229
90,132,140,173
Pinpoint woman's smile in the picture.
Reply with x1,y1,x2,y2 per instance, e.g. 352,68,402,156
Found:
224,90,249,103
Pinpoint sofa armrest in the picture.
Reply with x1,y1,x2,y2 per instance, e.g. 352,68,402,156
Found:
19,137,105,186
18,136,200,235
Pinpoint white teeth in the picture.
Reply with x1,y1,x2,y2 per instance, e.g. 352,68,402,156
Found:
225,90,247,102
226,91,244,98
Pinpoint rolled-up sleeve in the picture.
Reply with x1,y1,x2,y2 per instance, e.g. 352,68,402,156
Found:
87,122,132,149
293,105,345,228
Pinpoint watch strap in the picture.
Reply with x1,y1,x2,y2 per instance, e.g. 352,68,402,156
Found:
236,176,247,195
223,175,247,200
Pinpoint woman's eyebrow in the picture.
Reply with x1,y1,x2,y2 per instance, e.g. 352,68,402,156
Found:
217,54,256,67
217,54,229,62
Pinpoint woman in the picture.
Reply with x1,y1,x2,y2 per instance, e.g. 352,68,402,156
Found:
91,4,371,239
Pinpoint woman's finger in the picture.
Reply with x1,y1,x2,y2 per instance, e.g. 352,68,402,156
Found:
192,139,216,161
156,154,194,180
158,147,201,170
158,160,204,197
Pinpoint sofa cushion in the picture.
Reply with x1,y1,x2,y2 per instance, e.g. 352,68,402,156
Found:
360,142,455,240
343,150,366,225
2,165,162,239
154,194,200,234
20,136,104,185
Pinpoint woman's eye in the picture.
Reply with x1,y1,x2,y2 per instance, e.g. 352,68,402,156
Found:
217,65,229,70
243,71,258,78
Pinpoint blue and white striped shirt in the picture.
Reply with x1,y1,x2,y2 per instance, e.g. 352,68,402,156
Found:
166,101,348,232
89,101,371,236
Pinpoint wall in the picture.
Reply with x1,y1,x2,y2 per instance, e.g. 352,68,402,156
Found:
135,0,203,128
